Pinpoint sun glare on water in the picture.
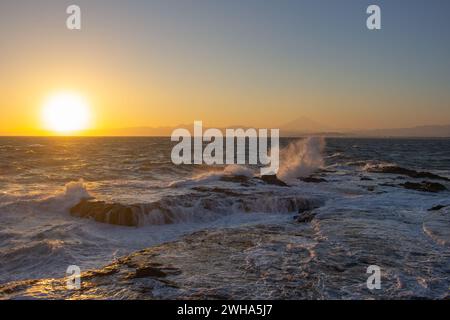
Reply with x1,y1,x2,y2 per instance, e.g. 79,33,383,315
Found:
42,92,91,134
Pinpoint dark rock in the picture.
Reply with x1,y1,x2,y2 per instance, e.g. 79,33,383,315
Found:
128,263,182,279
428,205,448,211
193,187,241,197
300,177,327,183
400,181,447,193
220,175,250,184
379,183,397,188
328,265,346,273
297,207,308,214
297,202,321,213
360,176,373,181
83,266,119,280
133,266,167,278
367,165,450,181
70,199,138,226
295,211,316,223
318,168,336,173
260,174,288,187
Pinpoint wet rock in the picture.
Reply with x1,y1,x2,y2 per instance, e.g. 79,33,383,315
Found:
70,200,138,226
193,187,241,197
300,177,327,183
133,266,167,279
0,279,39,295
220,175,250,184
367,165,450,181
360,176,373,181
2,220,448,300
83,266,119,280
318,168,336,173
295,211,316,223
70,193,321,227
260,174,288,187
428,205,448,211
298,207,308,214
380,183,396,188
400,181,447,193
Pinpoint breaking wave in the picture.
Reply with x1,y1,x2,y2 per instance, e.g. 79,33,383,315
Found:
37,180,93,212
70,193,321,227
0,180,92,215
278,137,325,183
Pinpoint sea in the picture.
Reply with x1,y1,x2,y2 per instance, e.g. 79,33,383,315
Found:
0,137,449,299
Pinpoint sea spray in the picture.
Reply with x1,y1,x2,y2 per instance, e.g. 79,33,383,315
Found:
278,137,325,183
170,137,326,187
38,179,93,212
222,164,255,177
171,121,279,175
63,179,91,200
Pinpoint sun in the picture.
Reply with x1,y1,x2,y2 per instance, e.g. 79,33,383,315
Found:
42,92,91,134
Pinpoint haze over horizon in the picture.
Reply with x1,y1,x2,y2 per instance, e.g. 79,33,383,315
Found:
1,0,450,135
2,117,449,137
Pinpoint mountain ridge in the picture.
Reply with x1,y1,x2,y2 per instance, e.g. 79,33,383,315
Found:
84,122,450,137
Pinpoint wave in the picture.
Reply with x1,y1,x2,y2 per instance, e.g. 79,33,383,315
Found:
0,180,92,218
278,137,325,183
35,180,93,212
423,207,450,247
325,152,343,159
169,137,326,187
70,192,322,227
169,165,255,188
0,239,74,283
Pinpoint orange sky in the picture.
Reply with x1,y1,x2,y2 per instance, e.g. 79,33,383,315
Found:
1,1,450,136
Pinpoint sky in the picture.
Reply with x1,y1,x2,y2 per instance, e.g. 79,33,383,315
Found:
1,0,450,135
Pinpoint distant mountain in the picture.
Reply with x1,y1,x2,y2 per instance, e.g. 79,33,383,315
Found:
90,119,339,137
85,122,450,138
352,125,450,138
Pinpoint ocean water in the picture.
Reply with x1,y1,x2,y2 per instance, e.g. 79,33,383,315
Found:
0,137,449,299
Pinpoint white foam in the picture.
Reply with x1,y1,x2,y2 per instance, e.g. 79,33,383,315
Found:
36,179,93,212
278,137,325,183
169,165,255,188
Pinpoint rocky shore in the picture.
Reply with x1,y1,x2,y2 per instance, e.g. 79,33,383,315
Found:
2,204,448,299
69,175,317,227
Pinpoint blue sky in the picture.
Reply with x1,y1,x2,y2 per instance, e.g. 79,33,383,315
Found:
1,0,449,132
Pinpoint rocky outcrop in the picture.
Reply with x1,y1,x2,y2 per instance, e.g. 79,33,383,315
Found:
367,165,450,181
0,225,325,300
220,175,251,185
221,173,301,186
2,211,448,300
400,181,447,193
428,205,448,211
69,192,321,227
300,177,327,183
294,211,317,223
192,187,242,197
128,263,181,279
70,200,139,226
260,174,288,187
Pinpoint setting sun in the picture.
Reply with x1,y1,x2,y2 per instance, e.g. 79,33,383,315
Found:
42,92,91,134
